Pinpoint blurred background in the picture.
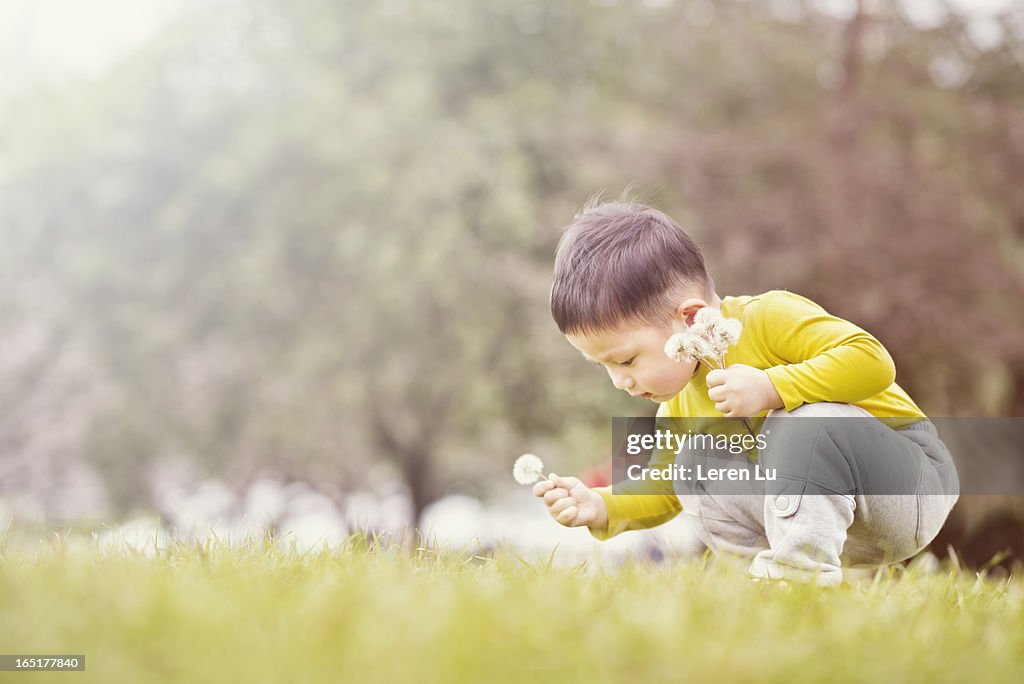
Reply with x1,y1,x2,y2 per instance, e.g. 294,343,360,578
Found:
1,0,1022,565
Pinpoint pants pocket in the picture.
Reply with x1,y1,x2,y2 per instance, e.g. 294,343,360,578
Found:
766,478,806,519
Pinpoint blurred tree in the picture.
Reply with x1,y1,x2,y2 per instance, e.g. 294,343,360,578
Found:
0,0,1021,529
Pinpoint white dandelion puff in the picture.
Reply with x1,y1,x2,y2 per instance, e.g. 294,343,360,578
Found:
513,453,547,485
692,308,742,363
664,307,753,435
664,333,688,362
723,319,742,345
692,330,717,361
667,308,743,369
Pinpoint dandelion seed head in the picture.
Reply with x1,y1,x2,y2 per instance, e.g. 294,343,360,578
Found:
664,333,688,362
513,453,546,485
693,307,721,327
665,308,743,368
721,318,742,345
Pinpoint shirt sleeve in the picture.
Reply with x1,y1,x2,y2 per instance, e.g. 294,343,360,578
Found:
588,484,682,541
587,405,684,541
757,292,897,412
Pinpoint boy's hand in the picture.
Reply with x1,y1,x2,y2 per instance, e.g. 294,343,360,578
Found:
706,364,784,417
532,475,608,531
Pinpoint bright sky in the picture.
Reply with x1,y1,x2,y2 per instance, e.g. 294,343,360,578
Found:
0,0,181,97
0,0,1019,94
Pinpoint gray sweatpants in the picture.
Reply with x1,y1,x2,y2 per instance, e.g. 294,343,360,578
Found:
673,403,960,585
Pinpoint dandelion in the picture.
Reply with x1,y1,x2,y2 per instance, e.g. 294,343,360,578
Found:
687,308,742,369
513,453,548,485
664,332,697,363
665,308,742,368
665,308,753,435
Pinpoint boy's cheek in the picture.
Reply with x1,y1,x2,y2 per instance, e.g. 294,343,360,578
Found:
680,362,699,383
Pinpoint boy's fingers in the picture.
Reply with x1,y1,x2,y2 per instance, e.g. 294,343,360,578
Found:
543,488,569,505
706,369,725,387
574,506,595,525
707,386,726,401
552,475,582,490
550,497,576,515
532,480,555,497
556,506,578,525
568,482,591,500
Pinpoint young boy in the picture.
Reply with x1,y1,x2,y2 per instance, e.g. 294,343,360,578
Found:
534,199,959,585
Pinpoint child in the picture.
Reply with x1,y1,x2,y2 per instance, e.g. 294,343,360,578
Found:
534,199,959,585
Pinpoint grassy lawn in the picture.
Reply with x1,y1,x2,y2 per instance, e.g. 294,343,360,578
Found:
0,531,1021,684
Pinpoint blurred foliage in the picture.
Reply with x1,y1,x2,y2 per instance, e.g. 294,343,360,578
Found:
1,0,1022,522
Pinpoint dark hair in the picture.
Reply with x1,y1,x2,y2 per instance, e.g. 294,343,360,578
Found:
550,198,711,335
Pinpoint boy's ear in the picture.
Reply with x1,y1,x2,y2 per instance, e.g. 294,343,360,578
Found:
674,298,707,328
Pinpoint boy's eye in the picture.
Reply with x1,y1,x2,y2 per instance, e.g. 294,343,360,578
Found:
620,357,636,367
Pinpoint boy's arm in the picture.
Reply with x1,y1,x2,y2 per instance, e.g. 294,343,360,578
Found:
587,483,682,541
756,292,897,412
587,407,683,541
534,460,681,541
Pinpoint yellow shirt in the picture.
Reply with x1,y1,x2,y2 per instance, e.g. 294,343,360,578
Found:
591,289,925,541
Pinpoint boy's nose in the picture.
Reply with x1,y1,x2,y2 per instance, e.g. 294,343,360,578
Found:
612,373,635,391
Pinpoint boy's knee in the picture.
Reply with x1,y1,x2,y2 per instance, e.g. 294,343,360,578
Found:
759,403,861,495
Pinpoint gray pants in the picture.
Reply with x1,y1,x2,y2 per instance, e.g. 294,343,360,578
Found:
673,403,960,585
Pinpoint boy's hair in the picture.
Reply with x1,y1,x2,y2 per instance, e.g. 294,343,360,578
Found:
551,199,711,335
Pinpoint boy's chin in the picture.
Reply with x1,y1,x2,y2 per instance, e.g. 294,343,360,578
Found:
646,370,696,402
653,373,697,401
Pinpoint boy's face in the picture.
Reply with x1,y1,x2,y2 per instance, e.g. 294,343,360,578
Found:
565,301,705,403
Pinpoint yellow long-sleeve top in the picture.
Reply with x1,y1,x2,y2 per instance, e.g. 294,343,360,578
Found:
590,289,926,541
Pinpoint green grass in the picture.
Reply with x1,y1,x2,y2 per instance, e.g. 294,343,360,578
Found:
0,529,1021,684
